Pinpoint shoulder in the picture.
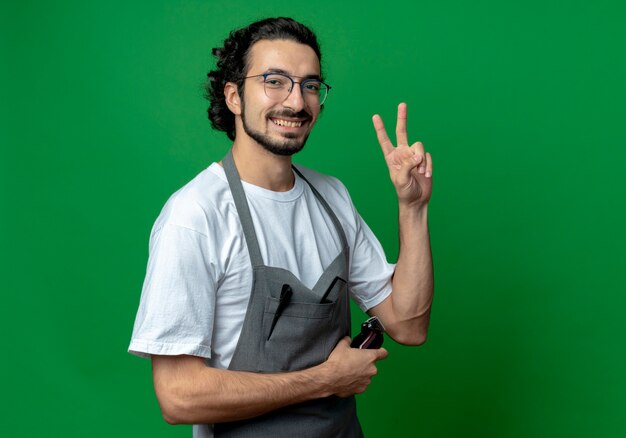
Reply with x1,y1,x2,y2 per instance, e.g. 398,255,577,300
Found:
152,164,231,237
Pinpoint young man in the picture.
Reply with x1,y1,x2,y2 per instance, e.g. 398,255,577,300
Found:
129,17,433,437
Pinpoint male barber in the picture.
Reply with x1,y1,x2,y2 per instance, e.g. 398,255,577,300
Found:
129,17,433,437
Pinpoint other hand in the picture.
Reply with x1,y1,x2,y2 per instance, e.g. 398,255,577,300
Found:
324,337,388,397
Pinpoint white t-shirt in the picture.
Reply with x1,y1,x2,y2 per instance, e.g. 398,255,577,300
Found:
129,162,394,369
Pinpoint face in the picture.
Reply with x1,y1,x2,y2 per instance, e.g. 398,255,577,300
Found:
237,39,322,156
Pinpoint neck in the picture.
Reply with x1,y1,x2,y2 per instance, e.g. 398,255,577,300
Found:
228,138,295,192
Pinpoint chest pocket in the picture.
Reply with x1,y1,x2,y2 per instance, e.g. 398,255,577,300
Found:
260,276,348,371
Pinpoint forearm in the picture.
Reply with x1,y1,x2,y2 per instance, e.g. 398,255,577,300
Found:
383,202,434,344
153,355,332,424
394,203,434,316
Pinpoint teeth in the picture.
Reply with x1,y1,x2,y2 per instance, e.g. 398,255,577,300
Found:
272,118,303,128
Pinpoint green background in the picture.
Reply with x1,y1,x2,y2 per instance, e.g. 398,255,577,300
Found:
2,0,625,436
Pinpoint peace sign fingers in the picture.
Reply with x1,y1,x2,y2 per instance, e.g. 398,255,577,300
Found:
371,103,433,206
373,102,412,155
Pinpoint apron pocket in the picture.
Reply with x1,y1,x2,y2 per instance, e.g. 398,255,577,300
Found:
262,298,336,371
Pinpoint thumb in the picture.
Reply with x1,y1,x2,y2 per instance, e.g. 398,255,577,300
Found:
375,348,389,361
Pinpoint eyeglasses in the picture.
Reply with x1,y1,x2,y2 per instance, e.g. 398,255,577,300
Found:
244,72,331,106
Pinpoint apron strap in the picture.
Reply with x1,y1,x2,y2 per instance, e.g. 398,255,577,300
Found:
223,149,350,268
223,149,264,267
292,166,349,253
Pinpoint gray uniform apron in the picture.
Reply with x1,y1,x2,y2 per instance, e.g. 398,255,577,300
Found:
212,150,363,437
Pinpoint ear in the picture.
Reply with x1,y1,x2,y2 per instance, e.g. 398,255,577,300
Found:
224,82,242,115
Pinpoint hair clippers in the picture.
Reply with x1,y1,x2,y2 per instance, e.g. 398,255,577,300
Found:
351,316,385,349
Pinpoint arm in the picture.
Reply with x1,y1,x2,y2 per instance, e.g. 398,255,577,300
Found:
152,337,388,424
367,103,434,346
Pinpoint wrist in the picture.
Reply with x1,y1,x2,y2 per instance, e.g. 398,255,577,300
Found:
398,201,428,219
305,361,336,398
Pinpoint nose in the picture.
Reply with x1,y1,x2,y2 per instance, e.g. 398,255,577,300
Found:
283,81,306,112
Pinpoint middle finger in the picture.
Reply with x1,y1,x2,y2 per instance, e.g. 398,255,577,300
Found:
396,103,409,147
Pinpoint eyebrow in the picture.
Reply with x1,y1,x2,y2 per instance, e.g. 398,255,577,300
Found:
265,68,322,81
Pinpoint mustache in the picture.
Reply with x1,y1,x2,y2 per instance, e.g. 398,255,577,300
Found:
267,109,310,120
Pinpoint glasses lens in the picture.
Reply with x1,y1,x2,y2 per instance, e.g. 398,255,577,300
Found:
263,74,290,101
302,79,328,106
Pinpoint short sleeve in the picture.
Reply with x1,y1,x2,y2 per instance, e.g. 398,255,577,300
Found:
128,223,217,359
348,212,395,312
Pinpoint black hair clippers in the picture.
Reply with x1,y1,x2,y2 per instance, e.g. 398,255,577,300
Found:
351,316,385,349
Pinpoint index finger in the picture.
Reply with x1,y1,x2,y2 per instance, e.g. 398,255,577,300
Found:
396,102,408,146
372,114,394,155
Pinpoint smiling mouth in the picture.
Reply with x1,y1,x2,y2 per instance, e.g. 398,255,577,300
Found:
270,117,305,128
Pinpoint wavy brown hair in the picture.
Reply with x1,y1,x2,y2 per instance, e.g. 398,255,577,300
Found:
204,17,322,140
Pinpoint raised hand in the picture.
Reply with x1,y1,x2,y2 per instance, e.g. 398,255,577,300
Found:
372,103,432,207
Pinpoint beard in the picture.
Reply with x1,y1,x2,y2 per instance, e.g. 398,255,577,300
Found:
241,105,312,157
